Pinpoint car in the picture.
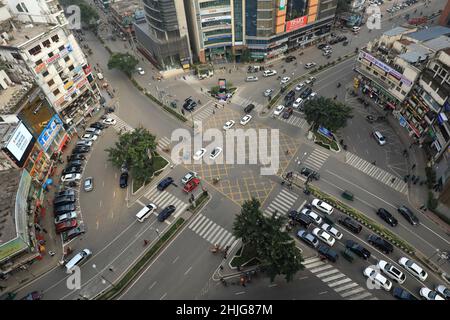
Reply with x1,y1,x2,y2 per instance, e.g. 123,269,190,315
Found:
61,173,82,183
246,76,258,82
264,89,274,97
285,55,296,62
305,77,316,85
320,223,343,240
55,218,78,233
280,76,291,84
119,172,128,188
397,206,419,225
68,154,85,162
244,104,255,113
263,69,277,77
304,62,316,69
183,97,197,111
436,285,450,300
352,26,361,32
293,97,304,109
338,216,362,234
82,133,98,141
223,120,235,130
62,225,85,242
300,167,320,180
300,87,312,99
318,244,339,262
90,122,106,130
67,160,84,168
322,45,332,51
282,107,293,119
54,195,76,206
289,211,313,228
300,208,323,224
420,287,445,300
209,147,223,160
308,92,318,100
102,118,116,126
72,146,90,154
76,140,93,147
54,204,76,216
295,83,305,91
137,67,145,75
296,229,319,248
376,208,398,227
345,240,371,259
181,171,197,185
85,127,102,135
367,234,394,254
56,189,76,198
183,177,200,193
84,177,94,192
398,257,428,281
157,177,174,191
21,291,42,300
393,287,417,300
240,114,252,125
273,105,285,116
312,199,333,215
377,260,406,284
317,43,327,49
322,50,332,56
372,131,386,146
54,211,77,224
62,166,82,175
284,90,295,101
363,267,392,291
193,148,206,160
158,205,176,222
312,228,335,246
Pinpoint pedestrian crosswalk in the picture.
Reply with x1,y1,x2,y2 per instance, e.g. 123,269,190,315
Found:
232,95,263,112
193,102,217,122
263,189,298,218
303,148,330,171
278,114,307,129
346,152,408,194
143,186,188,219
107,113,134,133
157,136,171,151
303,256,378,300
188,213,239,248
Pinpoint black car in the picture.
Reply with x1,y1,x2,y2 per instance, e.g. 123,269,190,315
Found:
56,189,76,197
183,97,197,111
288,210,313,228
377,208,398,227
367,234,394,254
397,206,419,225
300,87,312,99
157,177,174,191
90,122,106,130
67,160,84,167
282,108,293,119
72,146,90,154
284,90,296,102
318,244,339,263
244,104,255,113
393,287,417,300
68,154,86,162
345,240,371,259
338,216,362,234
62,225,85,242
285,55,296,63
62,166,82,175
300,167,320,180
54,204,76,215
119,172,128,188
317,44,327,50
158,205,176,222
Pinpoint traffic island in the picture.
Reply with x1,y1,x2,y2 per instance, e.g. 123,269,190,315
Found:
229,244,260,269
131,153,169,194
187,191,210,214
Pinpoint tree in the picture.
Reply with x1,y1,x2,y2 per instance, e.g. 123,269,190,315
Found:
336,0,351,14
107,53,139,77
304,96,353,132
105,127,157,183
233,198,304,282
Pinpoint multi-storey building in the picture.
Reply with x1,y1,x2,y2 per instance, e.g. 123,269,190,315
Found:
438,0,450,27
110,0,145,38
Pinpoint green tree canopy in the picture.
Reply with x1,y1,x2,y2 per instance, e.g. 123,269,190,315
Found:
107,53,139,77
304,96,353,132
233,198,303,282
336,0,351,14
105,127,157,183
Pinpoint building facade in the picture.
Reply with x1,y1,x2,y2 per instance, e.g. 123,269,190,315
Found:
438,0,450,27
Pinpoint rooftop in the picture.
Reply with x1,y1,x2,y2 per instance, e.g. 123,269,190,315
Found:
0,20,56,48
0,83,35,115
423,35,450,52
383,27,411,37
407,26,450,42
111,0,142,16
0,168,21,246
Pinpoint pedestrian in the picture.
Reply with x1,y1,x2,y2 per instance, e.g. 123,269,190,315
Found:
372,161,376,165
240,277,246,287
49,251,55,256
219,265,224,270
223,252,227,259
391,177,396,184
411,164,416,170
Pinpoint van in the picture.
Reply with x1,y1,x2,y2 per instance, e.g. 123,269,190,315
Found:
263,70,277,77
65,249,92,272
338,216,362,234
136,203,157,222
373,131,386,145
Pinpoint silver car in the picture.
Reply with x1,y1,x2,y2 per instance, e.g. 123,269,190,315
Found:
84,177,94,192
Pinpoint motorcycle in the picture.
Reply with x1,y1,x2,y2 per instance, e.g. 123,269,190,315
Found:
366,115,375,123
337,83,341,88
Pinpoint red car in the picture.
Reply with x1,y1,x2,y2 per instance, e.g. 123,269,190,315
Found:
55,218,78,234
183,178,200,193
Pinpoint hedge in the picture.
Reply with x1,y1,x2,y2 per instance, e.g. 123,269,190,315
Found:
188,192,210,213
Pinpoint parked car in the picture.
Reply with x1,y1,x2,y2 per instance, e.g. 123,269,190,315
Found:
62,225,85,242
280,76,291,84
68,160,84,168
53,195,76,206
397,206,419,225
61,173,82,183
157,177,174,191
76,140,92,147
56,189,76,198
137,67,145,75
376,208,398,227
183,97,197,111
244,104,255,113
209,147,223,160
392,287,417,300
420,287,445,300
183,177,200,193
345,240,371,259
373,131,386,145
223,120,235,130
246,76,258,82
305,77,316,85
320,223,343,240
90,122,106,130
312,199,333,215
300,167,320,180
377,260,406,284
284,90,295,102
317,244,339,262
435,285,450,300
367,234,394,254
296,229,319,248
285,55,296,62
300,87,313,99
338,216,362,233
295,83,305,91
322,50,332,57
307,92,318,100
55,219,78,233
54,204,76,216
85,127,102,135
282,107,293,119
240,114,252,125
158,205,176,222
62,166,82,175
312,228,335,246
317,44,327,50
363,267,392,291
181,172,197,185
119,172,128,188
102,118,116,126
82,133,98,141
293,98,304,109
398,257,428,281
72,145,90,154
300,208,322,224
263,69,277,77
288,211,313,228
68,154,85,161
193,148,206,160
273,105,285,116
304,62,317,69
264,89,274,97
84,177,94,192
54,211,77,224
21,291,42,300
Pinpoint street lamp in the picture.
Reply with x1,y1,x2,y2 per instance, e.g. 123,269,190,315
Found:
92,264,116,289
297,152,308,166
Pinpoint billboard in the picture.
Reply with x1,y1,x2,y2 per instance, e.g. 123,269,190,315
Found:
286,16,308,32
359,52,413,86
279,0,286,10
5,122,34,165
218,79,227,90
38,114,63,152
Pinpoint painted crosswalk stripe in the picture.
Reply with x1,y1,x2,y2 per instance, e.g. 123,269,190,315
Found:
327,278,352,287
210,228,227,245
205,224,222,242
198,220,214,237
303,257,321,264
340,286,366,297
189,214,204,229
321,273,346,283
173,204,188,218
219,233,233,247
192,216,208,233
279,190,298,202
334,282,359,292
303,261,326,269
226,237,237,248
315,268,339,278
215,231,230,246
349,291,372,300
202,222,218,239
309,264,333,274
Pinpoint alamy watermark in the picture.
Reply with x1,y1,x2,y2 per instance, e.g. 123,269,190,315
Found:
366,4,382,30
66,266,81,290
66,5,82,30
365,265,383,290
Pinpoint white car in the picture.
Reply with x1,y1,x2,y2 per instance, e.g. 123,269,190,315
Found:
240,114,252,125
398,257,428,281
436,285,450,300
293,97,304,109
85,127,102,135
305,76,316,85
301,208,322,224
273,105,285,116
320,223,343,240
137,67,145,75
61,173,82,182
280,76,291,84
420,287,445,300
323,50,332,56
312,199,334,215
76,140,93,147
295,83,305,91
54,211,77,224
84,177,94,192
363,267,392,291
263,70,277,77
223,120,235,130
322,45,332,51
102,118,117,125
246,76,258,82
312,228,335,246
308,92,318,100
377,260,406,284
264,89,274,97
181,171,197,185
209,147,222,160
304,62,316,69
193,148,206,160
352,26,361,32
82,133,98,141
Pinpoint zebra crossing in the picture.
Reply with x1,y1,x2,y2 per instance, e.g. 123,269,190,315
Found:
143,186,188,219
263,189,298,218
303,256,378,300
107,113,134,133
278,114,307,129
232,95,263,111
303,148,330,171
157,136,171,151
193,102,217,122
346,152,408,194
188,213,239,248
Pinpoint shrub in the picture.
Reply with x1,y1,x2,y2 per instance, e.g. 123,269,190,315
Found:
427,191,438,210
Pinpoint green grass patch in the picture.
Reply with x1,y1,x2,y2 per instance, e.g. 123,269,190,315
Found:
97,217,185,300
132,154,168,192
189,192,210,213
314,132,339,151
230,244,259,268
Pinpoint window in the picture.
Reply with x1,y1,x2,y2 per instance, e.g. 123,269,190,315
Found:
59,45,65,51
68,65,74,71
51,35,59,43
42,40,51,48
433,64,439,71
42,70,49,77
35,59,43,66
28,45,42,56
64,56,70,62
11,52,22,60
48,52,54,58
48,79,55,86
53,88,60,96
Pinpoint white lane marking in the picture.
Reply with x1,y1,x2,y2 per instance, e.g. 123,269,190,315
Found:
113,191,116,198
349,291,372,300
340,286,366,298
135,199,145,207
334,282,359,292
184,266,192,275
99,200,102,207
327,278,352,288
102,181,105,187
172,256,179,264
419,222,450,245
160,293,167,300
319,291,328,295
235,291,245,295
148,281,157,291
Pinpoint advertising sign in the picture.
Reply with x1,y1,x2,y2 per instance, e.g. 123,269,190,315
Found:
218,79,226,90
286,16,308,32
201,15,232,23
5,122,34,163
359,52,412,86
38,114,63,151
279,0,286,10
318,126,333,140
